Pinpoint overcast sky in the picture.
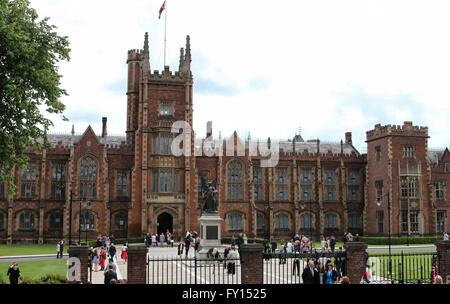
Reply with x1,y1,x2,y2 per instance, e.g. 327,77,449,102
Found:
31,0,449,152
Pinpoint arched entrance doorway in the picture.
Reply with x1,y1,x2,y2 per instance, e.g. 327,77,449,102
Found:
157,212,173,236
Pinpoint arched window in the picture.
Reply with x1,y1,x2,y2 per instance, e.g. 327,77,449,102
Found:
348,213,361,229
19,211,35,230
49,212,63,230
300,213,313,230
113,212,128,231
227,160,243,200
21,162,37,198
117,171,128,197
275,213,289,230
227,213,243,231
324,213,338,229
79,156,97,199
80,211,95,231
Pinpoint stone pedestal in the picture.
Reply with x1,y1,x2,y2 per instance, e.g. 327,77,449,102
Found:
127,243,148,284
436,240,450,283
344,242,368,284
197,213,224,260
67,245,90,284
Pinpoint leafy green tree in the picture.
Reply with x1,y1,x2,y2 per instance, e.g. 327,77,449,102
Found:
0,0,70,195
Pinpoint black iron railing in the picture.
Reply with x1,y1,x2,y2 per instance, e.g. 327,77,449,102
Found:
262,250,347,284
367,251,438,284
146,256,241,284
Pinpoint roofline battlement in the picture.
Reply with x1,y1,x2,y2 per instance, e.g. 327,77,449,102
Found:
366,121,428,141
127,49,143,63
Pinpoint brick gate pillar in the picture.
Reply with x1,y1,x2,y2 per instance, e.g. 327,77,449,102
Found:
127,243,148,284
436,240,450,283
240,243,264,284
67,245,90,284
343,242,367,284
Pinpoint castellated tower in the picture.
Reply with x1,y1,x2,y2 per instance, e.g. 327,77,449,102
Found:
126,33,195,238
365,121,433,236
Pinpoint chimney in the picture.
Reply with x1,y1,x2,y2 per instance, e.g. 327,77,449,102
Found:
102,117,107,138
206,121,212,138
345,132,352,145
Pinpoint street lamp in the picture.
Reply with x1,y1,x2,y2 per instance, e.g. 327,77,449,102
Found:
79,197,91,245
377,191,392,282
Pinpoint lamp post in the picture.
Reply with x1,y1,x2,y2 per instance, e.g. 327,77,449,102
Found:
377,191,392,282
69,190,72,245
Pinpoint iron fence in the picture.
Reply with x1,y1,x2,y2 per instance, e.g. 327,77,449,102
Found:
263,250,347,284
367,251,438,284
146,255,241,284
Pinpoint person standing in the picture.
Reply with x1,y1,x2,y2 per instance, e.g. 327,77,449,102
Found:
102,235,107,248
56,241,61,259
292,247,301,276
109,243,117,261
59,240,64,258
104,265,118,284
151,234,157,247
145,233,151,247
184,232,191,258
195,235,200,252
92,249,99,271
243,234,248,244
7,262,23,284
177,238,184,258
325,264,338,284
301,260,318,284
317,261,326,284
330,235,336,253
121,243,128,264
100,247,107,271
160,232,166,247
227,246,238,275
444,232,449,241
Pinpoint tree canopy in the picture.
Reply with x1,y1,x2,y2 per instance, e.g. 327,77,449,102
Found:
0,0,70,195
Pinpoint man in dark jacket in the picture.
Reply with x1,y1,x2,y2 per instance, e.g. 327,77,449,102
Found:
302,259,319,284
109,244,117,261
104,265,118,284
330,236,336,253
7,262,22,284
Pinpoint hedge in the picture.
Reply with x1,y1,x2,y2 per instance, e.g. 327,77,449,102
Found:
80,237,145,248
221,237,269,244
358,236,442,245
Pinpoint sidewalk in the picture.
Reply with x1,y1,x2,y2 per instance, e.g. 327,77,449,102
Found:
91,246,128,284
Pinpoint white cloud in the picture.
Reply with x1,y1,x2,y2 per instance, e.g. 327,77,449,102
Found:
30,0,449,149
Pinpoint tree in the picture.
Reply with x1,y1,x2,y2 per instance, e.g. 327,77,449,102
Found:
0,0,70,195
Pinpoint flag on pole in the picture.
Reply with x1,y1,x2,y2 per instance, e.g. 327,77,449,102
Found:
159,1,166,19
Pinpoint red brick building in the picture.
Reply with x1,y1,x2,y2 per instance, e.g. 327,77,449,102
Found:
0,34,448,244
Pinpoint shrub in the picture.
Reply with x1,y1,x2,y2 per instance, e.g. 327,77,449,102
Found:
358,236,441,245
21,274,68,284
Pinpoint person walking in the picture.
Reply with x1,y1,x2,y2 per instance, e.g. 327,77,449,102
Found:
104,265,118,284
7,262,23,285
227,246,238,275
100,247,107,271
121,243,128,264
56,241,61,259
109,243,117,261
444,232,449,241
92,249,99,271
59,240,64,258
184,232,191,258
301,259,318,284
292,247,301,276
177,238,184,258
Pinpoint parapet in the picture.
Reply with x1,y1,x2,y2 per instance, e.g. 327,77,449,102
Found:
366,121,428,141
127,49,143,63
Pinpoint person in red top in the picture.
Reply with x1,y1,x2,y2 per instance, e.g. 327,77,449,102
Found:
100,247,107,271
121,243,128,264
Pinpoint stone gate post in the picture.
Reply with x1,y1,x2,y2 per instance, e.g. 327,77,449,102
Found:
67,245,90,284
343,242,368,284
127,243,148,284
240,243,264,284
436,240,450,283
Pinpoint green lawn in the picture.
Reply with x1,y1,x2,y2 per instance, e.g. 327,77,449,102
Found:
0,259,67,283
0,244,68,257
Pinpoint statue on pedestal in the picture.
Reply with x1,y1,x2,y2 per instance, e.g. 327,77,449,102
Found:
200,179,218,214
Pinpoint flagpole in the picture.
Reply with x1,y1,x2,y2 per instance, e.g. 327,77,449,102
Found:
164,0,167,67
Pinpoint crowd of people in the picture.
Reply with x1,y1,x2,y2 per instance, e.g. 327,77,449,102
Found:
145,229,174,248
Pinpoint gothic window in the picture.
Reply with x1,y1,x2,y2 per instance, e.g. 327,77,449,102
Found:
152,169,178,193
51,162,66,200
410,211,419,233
113,211,128,231
257,212,265,230
401,210,408,233
376,211,384,233
437,211,446,234
401,177,408,198
324,170,336,185
375,146,381,161
227,213,242,231
159,169,172,193
19,211,35,230
117,171,128,197
408,178,418,198
435,181,445,200
79,156,97,199
300,168,312,185
348,169,360,201
325,187,336,201
275,167,288,201
275,213,289,230
324,169,336,201
253,167,263,201
348,214,361,229
0,212,4,231
198,172,208,202
324,213,338,229
152,170,159,193
445,163,450,173
80,211,95,231
227,160,243,200
49,211,63,230
300,213,313,230
173,170,180,193
21,162,37,199
403,146,414,158
152,134,173,155
301,187,312,201
159,102,173,116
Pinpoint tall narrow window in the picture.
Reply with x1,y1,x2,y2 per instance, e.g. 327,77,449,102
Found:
228,213,242,231
21,162,37,199
159,169,172,193
375,146,381,161
437,211,446,234
79,157,97,199
275,168,288,201
117,171,128,197
227,160,243,200
408,178,418,198
152,134,173,155
51,162,66,200
257,213,265,230
348,214,361,229
253,167,263,201
49,212,63,230
401,178,408,197
300,213,313,230
410,211,419,233
401,210,408,233
151,169,159,193
173,170,180,193
0,213,4,231
403,146,414,158
376,211,384,233
114,212,128,230
300,168,312,202
80,211,95,231
375,180,383,203
435,181,445,200
324,169,336,201
348,170,360,201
